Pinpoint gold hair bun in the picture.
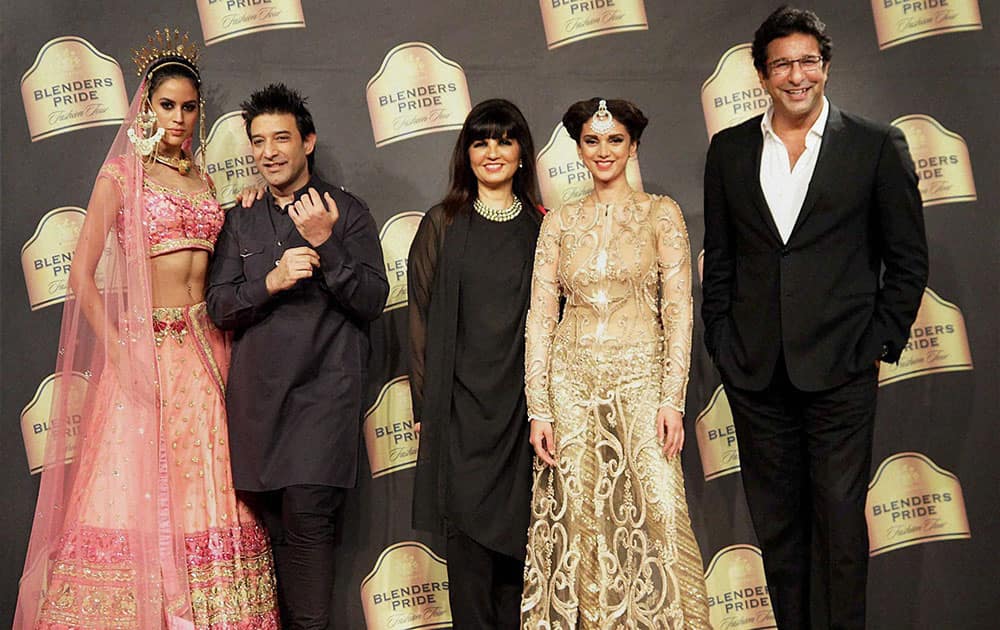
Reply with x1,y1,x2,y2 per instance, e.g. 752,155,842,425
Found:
131,27,199,78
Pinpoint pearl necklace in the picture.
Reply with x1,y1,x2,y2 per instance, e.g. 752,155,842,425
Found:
474,196,522,222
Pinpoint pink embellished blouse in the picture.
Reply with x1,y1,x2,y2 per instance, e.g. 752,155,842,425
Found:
100,159,224,256
139,178,223,256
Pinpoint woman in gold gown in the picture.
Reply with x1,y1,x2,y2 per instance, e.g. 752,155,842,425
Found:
521,98,710,628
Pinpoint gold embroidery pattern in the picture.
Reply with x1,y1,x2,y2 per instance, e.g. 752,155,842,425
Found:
186,302,227,398
143,177,214,203
185,523,280,628
152,306,190,347
522,194,709,628
150,237,215,256
35,524,279,629
99,160,128,191
38,527,142,628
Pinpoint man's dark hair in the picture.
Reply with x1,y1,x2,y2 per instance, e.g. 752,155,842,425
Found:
242,83,317,169
752,6,833,76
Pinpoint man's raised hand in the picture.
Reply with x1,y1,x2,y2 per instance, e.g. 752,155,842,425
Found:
290,187,339,247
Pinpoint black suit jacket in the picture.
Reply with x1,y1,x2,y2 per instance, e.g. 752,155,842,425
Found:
702,104,928,392
206,175,389,490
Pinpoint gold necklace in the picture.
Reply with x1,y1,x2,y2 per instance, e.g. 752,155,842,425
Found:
474,196,522,222
154,152,192,176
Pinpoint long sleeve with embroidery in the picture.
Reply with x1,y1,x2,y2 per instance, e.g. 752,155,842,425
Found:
655,197,693,412
524,207,562,423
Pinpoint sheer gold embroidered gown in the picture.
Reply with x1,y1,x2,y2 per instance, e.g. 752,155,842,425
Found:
521,193,710,629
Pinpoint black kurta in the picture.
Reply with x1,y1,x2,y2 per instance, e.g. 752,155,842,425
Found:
206,174,388,491
409,202,540,560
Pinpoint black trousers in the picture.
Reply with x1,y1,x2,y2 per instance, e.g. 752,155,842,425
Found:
241,485,346,630
724,355,878,630
446,527,523,629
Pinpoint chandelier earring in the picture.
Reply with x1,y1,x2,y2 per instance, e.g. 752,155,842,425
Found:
127,99,164,159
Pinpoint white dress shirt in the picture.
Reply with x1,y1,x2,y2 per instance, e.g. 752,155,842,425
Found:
759,97,829,244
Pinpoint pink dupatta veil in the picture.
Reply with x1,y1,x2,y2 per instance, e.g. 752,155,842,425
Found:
15,77,195,629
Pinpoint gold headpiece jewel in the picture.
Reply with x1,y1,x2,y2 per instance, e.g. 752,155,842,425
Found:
589,99,615,134
131,28,200,79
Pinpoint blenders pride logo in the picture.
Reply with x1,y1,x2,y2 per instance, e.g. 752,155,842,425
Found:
695,385,741,481
704,545,776,630
363,377,419,478
21,372,91,474
892,114,976,207
21,36,128,142
22,207,83,310
366,43,471,147
361,542,451,629
701,44,770,139
871,0,981,50
866,452,971,556
197,0,305,46
539,0,648,49
535,123,643,210
379,211,424,312
878,287,973,387
21,207,114,311
195,111,265,209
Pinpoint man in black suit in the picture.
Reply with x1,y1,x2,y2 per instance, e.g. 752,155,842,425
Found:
207,84,388,629
701,7,928,629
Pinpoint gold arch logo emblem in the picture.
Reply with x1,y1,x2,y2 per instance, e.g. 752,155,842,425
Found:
21,36,128,142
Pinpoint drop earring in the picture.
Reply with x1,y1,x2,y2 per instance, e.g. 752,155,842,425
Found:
128,100,164,158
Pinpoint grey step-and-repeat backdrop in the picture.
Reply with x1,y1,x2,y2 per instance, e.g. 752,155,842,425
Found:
2,1,997,627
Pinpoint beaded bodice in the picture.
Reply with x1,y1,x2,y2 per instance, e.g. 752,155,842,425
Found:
524,193,694,419
138,179,223,256
100,159,223,256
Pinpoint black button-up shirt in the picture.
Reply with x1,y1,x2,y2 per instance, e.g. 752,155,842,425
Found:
207,175,388,490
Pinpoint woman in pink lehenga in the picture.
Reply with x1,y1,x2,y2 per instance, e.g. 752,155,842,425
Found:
14,29,280,629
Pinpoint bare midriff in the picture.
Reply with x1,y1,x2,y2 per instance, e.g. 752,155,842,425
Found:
150,249,211,307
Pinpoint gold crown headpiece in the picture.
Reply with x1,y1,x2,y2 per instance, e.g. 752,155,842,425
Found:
131,28,200,80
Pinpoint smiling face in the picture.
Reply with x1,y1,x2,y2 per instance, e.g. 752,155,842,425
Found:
149,77,199,153
578,118,636,185
468,135,520,191
758,32,829,128
249,112,316,195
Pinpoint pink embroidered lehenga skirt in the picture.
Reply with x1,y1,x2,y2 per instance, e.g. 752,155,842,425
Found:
34,303,280,629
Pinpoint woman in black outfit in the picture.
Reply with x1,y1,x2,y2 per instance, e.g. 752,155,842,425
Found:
408,99,543,628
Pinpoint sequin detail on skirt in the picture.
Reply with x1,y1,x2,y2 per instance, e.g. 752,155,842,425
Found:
35,304,279,629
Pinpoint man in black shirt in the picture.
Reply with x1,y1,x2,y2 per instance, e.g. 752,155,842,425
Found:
207,84,388,629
